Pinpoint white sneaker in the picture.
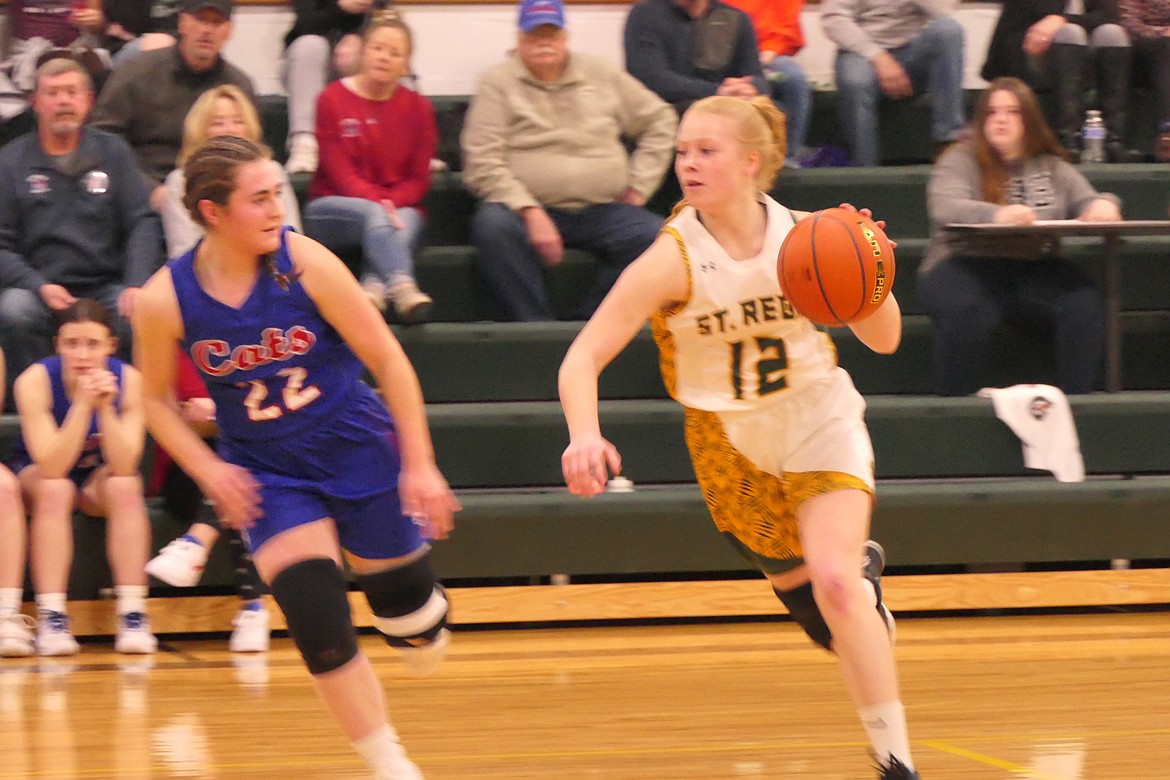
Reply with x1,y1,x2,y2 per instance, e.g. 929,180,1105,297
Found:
36,611,80,657
146,537,209,588
115,612,158,654
0,613,35,657
285,133,318,175
229,607,270,653
399,627,451,678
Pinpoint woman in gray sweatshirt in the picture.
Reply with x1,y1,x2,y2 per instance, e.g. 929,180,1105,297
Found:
920,76,1122,396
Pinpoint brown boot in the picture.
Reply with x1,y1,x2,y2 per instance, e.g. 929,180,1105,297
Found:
388,279,433,325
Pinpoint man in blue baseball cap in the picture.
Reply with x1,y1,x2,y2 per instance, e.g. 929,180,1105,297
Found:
461,0,677,321
518,0,565,31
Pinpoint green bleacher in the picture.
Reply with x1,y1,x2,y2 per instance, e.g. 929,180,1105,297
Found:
7,93,1170,605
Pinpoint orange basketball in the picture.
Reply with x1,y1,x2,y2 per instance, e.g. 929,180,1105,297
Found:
777,208,896,326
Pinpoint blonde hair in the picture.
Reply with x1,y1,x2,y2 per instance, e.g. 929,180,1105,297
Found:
685,95,787,192
177,85,262,167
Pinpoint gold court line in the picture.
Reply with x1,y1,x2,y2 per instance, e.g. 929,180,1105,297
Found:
921,740,1071,780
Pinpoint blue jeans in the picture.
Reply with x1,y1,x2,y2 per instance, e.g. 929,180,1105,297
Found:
918,256,1104,396
834,16,966,166
0,282,130,394
303,196,423,285
470,201,663,321
765,55,811,163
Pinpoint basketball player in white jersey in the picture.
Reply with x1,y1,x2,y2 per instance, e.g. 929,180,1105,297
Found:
559,95,919,780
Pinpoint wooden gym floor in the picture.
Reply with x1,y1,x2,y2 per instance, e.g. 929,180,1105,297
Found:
0,609,1167,779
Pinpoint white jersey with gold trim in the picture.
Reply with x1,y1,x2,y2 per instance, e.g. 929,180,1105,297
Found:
651,196,838,412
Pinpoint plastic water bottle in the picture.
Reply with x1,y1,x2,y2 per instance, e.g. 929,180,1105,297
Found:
1080,110,1106,163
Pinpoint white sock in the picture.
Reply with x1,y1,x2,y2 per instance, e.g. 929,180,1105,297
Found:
351,723,407,769
859,700,914,770
36,592,67,616
0,587,23,617
115,585,148,616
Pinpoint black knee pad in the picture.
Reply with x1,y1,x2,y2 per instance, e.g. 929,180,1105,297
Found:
775,582,833,652
270,558,358,675
356,553,449,649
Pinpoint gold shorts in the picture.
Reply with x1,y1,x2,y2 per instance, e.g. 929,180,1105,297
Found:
683,368,875,567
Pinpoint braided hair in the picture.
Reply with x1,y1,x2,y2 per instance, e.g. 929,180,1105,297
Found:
183,136,302,291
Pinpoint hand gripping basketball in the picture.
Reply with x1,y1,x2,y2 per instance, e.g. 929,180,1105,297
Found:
777,208,896,326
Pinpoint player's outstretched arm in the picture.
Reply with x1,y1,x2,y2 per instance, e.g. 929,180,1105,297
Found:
560,233,688,497
132,270,262,529
847,292,901,354
289,232,460,539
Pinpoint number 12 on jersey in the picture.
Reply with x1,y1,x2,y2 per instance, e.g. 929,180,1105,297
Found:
729,337,788,400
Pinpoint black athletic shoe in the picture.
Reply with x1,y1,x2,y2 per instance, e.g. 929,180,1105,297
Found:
876,755,919,779
863,540,896,642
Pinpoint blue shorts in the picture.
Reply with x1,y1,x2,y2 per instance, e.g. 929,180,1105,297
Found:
243,484,424,559
8,455,100,489
221,388,424,559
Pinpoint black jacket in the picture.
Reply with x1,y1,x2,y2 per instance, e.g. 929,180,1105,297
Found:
982,0,1120,82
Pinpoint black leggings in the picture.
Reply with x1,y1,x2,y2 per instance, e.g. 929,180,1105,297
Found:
1132,36,1170,126
918,256,1106,396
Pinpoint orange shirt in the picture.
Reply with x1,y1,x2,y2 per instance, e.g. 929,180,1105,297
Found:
723,0,806,57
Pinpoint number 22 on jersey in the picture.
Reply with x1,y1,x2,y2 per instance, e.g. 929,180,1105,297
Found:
243,367,322,421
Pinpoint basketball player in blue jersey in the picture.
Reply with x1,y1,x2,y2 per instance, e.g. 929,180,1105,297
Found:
8,299,157,657
131,136,460,780
560,96,920,779
0,348,33,658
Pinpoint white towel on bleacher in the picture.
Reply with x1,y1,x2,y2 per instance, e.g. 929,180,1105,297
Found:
977,384,1085,483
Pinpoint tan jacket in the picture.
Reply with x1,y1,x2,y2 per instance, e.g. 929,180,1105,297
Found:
461,52,677,212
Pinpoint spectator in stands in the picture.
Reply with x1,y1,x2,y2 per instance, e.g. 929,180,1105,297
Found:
821,0,966,167
982,1,1138,162
144,349,270,653
0,58,162,395
921,77,1120,396
7,0,109,78
623,0,769,116
1117,1,1170,161
463,0,676,321
89,0,254,198
282,0,371,175
723,0,812,167
161,85,301,258
0,0,110,147
101,0,182,66
9,298,156,656
0,348,33,658
304,10,435,323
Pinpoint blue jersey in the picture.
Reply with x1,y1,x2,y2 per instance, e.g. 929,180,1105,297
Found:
8,356,125,484
170,229,397,499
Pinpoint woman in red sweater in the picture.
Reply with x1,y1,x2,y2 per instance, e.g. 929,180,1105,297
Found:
305,10,437,323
